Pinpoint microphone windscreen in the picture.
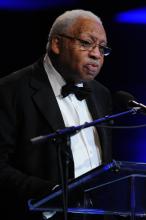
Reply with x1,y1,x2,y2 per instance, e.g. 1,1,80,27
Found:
113,90,135,111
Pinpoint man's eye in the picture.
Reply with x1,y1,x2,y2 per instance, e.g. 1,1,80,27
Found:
80,40,92,47
99,45,105,51
99,45,107,53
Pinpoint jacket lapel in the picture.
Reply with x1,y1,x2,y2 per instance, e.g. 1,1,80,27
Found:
29,59,74,177
86,84,107,162
29,60,65,132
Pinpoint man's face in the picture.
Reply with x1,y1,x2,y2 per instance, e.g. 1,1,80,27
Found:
51,17,108,83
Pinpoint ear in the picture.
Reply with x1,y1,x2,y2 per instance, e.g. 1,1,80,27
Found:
50,37,60,55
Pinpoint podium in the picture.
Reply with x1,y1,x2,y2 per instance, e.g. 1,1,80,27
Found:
28,160,146,219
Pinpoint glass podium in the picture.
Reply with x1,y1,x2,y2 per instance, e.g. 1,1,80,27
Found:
28,160,146,219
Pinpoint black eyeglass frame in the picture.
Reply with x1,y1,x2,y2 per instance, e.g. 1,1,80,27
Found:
57,33,111,56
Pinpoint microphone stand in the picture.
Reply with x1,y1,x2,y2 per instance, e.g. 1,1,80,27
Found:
30,107,140,220
31,107,140,144
56,135,70,220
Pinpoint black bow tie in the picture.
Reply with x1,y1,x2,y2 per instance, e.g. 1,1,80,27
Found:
61,83,91,101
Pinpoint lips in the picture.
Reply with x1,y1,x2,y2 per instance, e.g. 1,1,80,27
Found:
85,63,99,74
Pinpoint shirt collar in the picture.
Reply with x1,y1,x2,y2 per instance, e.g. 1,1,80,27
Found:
43,54,66,97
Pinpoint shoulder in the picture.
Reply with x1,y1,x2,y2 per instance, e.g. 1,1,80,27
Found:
0,58,44,103
0,57,44,88
88,79,111,97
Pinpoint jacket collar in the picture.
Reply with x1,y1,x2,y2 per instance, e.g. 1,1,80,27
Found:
29,58,65,132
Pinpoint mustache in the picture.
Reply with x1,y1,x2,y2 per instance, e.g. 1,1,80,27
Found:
87,61,99,66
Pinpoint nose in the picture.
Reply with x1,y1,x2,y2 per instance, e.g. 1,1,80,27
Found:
88,45,103,59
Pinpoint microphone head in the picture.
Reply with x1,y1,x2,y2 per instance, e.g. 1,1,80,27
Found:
113,90,135,111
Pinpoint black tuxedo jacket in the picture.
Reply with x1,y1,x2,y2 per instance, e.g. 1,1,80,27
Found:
0,58,112,220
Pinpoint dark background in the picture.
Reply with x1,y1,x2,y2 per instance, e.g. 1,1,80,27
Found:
0,0,146,162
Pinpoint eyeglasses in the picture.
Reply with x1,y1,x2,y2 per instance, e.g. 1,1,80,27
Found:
57,34,111,56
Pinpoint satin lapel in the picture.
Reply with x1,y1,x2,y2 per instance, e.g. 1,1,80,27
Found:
86,93,103,121
86,90,106,158
29,61,65,132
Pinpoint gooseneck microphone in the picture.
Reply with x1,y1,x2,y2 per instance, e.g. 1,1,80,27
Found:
128,100,146,113
113,90,146,114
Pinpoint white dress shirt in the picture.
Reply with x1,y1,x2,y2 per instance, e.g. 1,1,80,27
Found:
43,54,102,178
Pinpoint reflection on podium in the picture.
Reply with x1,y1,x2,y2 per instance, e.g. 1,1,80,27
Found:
28,160,146,219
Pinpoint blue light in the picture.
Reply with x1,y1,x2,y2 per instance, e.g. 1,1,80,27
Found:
115,7,146,24
0,0,76,10
134,130,146,163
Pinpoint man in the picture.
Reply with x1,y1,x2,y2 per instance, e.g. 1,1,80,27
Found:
0,9,112,220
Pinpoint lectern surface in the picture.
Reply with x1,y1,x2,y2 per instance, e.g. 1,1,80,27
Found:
28,160,146,217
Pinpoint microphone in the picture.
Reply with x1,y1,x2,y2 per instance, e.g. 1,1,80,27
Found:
129,100,146,113
113,90,146,114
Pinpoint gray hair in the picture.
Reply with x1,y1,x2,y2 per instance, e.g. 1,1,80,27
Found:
46,9,102,51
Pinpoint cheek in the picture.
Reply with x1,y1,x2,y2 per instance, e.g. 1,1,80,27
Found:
98,59,104,69
101,57,104,65
66,50,87,72
74,54,86,68
100,59,104,71
69,54,83,70
74,61,85,74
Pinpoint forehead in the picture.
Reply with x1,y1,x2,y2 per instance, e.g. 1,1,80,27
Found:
71,17,107,41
